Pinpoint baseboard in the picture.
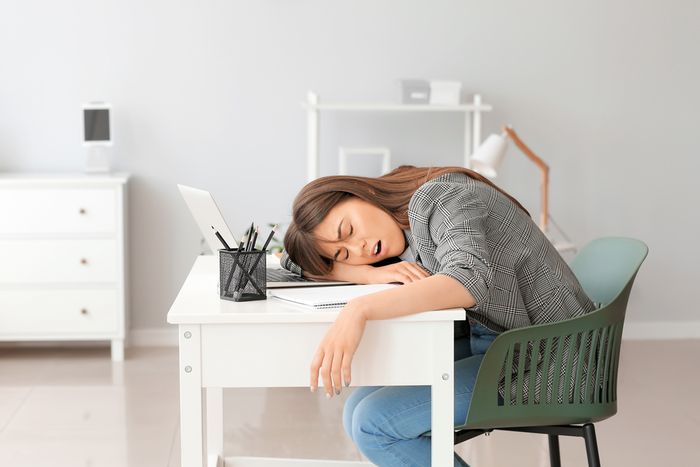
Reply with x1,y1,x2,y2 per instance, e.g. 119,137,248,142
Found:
126,321,700,348
128,327,179,347
622,321,700,340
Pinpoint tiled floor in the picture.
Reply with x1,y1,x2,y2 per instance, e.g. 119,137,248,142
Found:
0,340,698,466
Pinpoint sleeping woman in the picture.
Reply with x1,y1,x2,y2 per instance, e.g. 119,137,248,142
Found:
279,165,595,467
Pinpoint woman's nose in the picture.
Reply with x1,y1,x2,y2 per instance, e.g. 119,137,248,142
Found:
347,239,367,257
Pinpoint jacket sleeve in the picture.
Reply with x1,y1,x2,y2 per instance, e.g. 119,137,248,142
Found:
279,250,304,276
410,182,494,308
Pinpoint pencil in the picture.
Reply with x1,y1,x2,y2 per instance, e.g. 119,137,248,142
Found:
237,225,277,292
224,240,246,297
213,228,231,250
250,226,259,251
245,222,255,251
259,224,277,252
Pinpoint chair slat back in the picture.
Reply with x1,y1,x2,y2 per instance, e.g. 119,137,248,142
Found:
462,237,648,429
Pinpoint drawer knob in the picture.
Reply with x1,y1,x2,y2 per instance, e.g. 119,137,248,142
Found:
79,208,87,215
80,258,88,265
80,308,89,315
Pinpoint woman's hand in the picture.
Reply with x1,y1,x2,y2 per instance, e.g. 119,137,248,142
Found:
310,301,368,398
304,260,431,285
370,261,431,284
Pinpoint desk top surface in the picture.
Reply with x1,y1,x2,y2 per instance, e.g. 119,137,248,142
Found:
167,256,466,325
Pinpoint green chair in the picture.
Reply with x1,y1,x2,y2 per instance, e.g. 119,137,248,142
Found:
425,237,648,467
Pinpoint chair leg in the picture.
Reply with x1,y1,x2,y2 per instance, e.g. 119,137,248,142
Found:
548,434,562,467
583,423,601,467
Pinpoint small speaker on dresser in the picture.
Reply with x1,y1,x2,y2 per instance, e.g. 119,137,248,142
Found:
83,102,112,173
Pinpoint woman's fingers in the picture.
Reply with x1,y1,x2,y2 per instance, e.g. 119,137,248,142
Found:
403,265,424,282
331,349,343,395
411,263,430,278
310,350,323,392
341,351,352,388
396,263,428,283
408,262,431,278
312,349,355,398
393,271,414,284
320,351,334,397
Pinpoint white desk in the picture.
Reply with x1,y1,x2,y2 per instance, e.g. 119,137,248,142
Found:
168,255,466,467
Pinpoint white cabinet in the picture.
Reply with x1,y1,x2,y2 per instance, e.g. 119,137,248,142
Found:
0,174,129,361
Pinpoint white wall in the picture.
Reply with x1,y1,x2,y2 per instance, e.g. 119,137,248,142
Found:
1,0,698,332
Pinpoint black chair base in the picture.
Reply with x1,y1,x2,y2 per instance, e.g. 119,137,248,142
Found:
454,423,601,467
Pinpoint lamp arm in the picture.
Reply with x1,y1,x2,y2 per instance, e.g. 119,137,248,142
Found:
503,126,550,231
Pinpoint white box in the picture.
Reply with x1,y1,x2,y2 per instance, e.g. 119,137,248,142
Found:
429,81,462,105
400,79,430,104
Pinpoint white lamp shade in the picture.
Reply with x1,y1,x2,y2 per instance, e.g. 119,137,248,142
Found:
470,133,508,178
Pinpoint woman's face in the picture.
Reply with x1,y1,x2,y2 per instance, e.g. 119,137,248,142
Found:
312,197,406,265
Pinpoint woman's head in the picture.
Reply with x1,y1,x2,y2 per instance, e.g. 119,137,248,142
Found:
305,196,407,266
283,165,528,276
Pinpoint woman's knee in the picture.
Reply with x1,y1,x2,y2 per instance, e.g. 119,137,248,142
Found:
350,387,427,450
350,396,379,450
342,386,381,442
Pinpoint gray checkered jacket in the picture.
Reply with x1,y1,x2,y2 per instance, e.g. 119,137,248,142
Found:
281,172,595,334
405,172,595,332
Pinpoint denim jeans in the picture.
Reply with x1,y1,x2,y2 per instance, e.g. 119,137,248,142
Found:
342,322,497,467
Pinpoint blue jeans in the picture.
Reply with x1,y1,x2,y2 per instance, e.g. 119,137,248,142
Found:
342,322,497,467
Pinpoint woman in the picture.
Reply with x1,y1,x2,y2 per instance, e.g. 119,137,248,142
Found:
280,165,595,467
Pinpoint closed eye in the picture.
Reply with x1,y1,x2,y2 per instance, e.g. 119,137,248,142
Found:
334,247,349,261
333,225,353,261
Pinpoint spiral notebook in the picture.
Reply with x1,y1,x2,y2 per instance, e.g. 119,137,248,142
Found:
269,284,399,310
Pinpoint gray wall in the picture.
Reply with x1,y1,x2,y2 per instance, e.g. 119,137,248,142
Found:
1,0,698,330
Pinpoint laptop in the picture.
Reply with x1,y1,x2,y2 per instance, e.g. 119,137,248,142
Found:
177,184,351,288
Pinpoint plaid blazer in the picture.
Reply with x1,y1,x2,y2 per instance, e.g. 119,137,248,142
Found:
281,171,595,334
406,172,595,332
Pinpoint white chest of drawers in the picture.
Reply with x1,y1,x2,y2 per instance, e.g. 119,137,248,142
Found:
0,173,129,361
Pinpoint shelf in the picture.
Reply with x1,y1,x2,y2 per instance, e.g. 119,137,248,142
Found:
303,91,490,180
302,103,493,112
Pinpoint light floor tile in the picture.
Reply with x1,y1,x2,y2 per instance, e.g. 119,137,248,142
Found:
0,387,32,432
1,341,699,467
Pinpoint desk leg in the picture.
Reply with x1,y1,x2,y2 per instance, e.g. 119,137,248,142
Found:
432,323,455,466
206,387,224,466
179,324,206,467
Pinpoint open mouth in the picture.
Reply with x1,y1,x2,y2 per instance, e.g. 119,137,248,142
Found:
373,240,382,256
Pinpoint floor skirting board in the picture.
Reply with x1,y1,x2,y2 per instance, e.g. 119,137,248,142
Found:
128,327,179,347
622,321,700,340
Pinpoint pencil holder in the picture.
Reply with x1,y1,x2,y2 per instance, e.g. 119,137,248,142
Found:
219,249,267,302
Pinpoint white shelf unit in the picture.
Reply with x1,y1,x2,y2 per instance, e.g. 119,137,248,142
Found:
0,173,129,361
302,91,493,181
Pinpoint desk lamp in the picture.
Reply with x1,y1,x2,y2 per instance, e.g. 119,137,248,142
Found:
470,125,550,232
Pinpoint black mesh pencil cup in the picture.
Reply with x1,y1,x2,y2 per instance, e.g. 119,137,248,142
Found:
219,249,266,302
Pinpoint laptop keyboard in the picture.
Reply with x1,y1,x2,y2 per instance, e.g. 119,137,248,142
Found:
266,268,310,282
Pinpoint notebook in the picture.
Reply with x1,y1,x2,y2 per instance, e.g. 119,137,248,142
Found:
269,284,400,310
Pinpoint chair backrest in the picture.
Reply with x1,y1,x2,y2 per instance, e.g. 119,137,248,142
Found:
569,237,648,308
463,237,648,429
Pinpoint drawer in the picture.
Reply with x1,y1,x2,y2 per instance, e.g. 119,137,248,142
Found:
0,187,117,235
0,239,118,284
0,288,118,336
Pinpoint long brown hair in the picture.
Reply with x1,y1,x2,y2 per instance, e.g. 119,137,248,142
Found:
284,165,529,276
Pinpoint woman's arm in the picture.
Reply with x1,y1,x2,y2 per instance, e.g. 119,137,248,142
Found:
309,273,476,395
307,261,431,285
350,273,477,320
280,249,430,284
302,261,374,283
